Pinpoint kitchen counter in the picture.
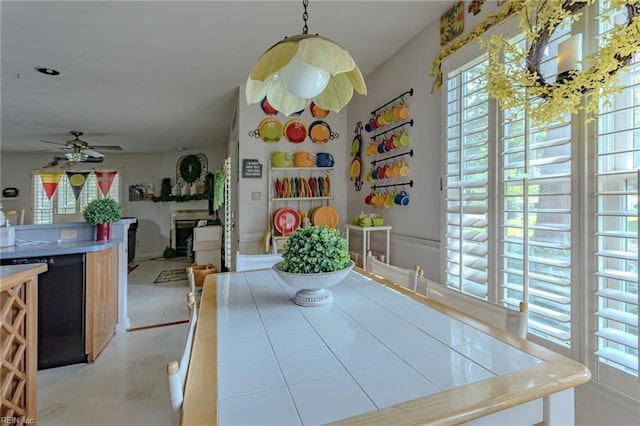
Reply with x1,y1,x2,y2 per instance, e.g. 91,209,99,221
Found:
0,219,136,334
0,238,121,259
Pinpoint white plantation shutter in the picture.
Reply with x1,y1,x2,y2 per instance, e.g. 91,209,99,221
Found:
501,116,573,344
499,25,573,346
591,0,639,391
444,57,491,299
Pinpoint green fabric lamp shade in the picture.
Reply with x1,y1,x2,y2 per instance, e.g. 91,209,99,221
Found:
246,34,367,116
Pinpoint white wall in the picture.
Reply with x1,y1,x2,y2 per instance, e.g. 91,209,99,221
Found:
0,146,226,258
236,86,348,254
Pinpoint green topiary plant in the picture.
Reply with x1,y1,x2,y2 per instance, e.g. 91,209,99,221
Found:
281,225,351,274
82,197,123,225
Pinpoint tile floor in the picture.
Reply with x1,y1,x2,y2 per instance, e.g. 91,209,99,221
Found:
38,323,188,426
127,258,193,329
37,258,194,425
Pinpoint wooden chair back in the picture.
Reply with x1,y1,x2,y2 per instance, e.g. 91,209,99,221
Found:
419,275,528,339
365,251,419,292
235,252,283,272
166,291,198,425
186,267,196,294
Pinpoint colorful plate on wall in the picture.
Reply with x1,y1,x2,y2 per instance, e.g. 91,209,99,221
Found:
310,101,330,118
274,207,301,235
309,120,331,144
258,118,283,142
260,97,278,115
284,119,307,143
311,206,339,228
351,135,361,156
350,157,361,181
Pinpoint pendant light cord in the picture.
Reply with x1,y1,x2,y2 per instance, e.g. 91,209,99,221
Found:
302,0,309,34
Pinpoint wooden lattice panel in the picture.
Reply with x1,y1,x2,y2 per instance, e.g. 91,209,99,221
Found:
1,264,43,423
1,282,28,421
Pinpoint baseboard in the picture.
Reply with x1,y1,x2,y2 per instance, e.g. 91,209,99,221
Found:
576,381,639,424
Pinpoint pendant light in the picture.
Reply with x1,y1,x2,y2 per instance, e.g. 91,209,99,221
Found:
246,0,366,116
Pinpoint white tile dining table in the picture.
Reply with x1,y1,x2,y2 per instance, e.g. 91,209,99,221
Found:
182,267,590,425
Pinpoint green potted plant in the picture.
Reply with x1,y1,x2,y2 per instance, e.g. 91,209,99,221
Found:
273,225,354,306
82,197,123,241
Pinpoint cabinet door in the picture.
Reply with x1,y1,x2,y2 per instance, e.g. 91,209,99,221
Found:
85,245,118,362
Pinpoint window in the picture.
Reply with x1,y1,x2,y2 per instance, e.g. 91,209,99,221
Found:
441,0,638,401
443,56,492,300
591,0,638,395
33,171,120,224
500,26,573,348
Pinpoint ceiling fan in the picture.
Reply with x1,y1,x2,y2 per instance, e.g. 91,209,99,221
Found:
40,130,123,161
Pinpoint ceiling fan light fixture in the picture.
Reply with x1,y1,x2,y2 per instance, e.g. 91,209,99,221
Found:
66,152,87,162
245,0,366,116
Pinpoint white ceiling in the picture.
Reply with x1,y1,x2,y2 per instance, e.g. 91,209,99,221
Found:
1,0,450,155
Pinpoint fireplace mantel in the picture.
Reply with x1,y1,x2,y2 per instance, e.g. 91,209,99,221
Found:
168,200,209,212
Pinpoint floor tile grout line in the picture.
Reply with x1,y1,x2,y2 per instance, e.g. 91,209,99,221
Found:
128,319,189,332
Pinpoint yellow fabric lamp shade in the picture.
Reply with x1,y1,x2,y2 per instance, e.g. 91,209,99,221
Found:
246,34,366,116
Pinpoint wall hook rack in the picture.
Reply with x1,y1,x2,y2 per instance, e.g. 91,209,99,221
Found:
371,149,414,166
370,89,414,116
371,180,413,191
371,120,414,141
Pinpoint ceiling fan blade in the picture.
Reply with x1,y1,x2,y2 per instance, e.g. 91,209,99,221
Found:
83,148,104,158
32,147,69,154
90,145,123,151
40,139,67,146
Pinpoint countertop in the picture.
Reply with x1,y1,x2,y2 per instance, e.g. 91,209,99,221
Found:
0,262,48,282
0,238,122,259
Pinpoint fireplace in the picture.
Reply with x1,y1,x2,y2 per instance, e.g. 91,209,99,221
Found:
174,220,197,256
169,201,210,255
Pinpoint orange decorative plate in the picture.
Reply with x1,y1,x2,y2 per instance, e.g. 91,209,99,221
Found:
311,206,339,228
309,120,331,144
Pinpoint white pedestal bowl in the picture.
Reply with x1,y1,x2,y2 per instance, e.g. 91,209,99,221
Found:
272,260,355,307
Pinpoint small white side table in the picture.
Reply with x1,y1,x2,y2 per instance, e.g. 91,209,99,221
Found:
345,224,392,266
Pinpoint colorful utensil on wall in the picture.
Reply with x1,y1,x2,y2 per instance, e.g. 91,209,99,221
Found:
272,175,332,198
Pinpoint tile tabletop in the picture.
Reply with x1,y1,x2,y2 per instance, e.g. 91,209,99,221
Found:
214,269,542,425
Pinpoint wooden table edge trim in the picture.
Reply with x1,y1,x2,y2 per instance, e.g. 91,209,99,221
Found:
181,273,218,426
181,269,591,426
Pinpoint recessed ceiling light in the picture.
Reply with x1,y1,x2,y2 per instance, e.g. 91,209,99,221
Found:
34,67,61,76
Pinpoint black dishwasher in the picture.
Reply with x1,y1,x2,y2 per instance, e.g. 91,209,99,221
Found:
1,253,87,369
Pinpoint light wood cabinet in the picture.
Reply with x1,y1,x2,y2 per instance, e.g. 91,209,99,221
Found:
85,245,118,362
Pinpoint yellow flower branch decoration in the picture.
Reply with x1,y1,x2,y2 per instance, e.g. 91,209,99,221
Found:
482,0,640,125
